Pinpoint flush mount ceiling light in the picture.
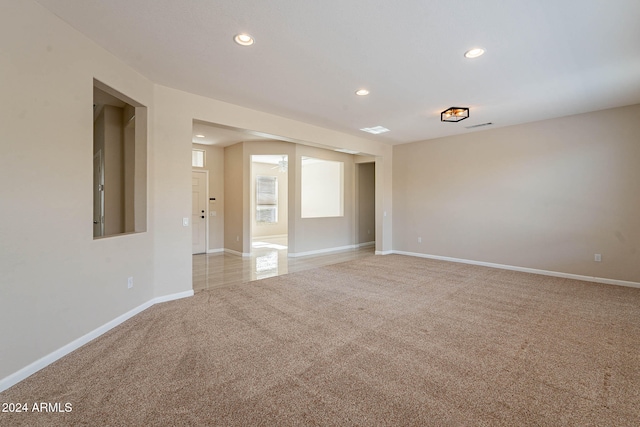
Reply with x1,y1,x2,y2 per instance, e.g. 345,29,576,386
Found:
355,89,370,96
441,107,469,122
360,126,390,134
234,33,254,46
464,47,485,58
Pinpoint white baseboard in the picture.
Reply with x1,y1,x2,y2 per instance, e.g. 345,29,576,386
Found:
252,234,287,240
206,248,224,254
357,241,375,248
288,244,358,258
375,250,393,255
393,250,640,289
153,290,194,304
224,248,250,257
0,290,193,393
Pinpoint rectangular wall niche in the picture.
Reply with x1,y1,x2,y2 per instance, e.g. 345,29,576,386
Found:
93,79,147,238
301,157,344,218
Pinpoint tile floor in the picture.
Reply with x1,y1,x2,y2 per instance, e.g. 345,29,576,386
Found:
193,236,375,292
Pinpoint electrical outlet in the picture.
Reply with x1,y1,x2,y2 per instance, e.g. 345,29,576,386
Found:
236,236,240,242
127,277,133,289
210,211,217,217
594,254,602,262
418,237,422,243
182,218,189,226
367,229,370,235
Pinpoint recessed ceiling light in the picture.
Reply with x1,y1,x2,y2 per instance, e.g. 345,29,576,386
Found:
195,134,205,138
355,89,370,96
234,33,254,46
360,126,390,135
464,48,485,58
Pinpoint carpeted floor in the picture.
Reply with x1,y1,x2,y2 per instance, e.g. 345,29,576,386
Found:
2,255,640,426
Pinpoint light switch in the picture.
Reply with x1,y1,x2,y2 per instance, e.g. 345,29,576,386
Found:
183,218,189,226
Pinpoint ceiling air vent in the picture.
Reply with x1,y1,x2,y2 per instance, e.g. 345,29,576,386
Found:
465,122,493,129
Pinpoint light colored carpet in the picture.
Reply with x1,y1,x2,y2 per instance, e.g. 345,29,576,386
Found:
2,255,640,426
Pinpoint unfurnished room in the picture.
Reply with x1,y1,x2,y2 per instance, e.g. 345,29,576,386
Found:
1,0,639,425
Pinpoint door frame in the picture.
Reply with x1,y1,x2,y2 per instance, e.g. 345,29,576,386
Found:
249,155,289,251
93,149,105,237
192,169,209,254
354,161,376,247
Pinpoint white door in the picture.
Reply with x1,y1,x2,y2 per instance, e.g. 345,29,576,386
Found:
192,171,207,254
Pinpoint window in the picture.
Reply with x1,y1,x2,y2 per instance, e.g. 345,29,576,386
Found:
192,149,205,168
93,79,147,238
301,157,344,218
256,175,278,223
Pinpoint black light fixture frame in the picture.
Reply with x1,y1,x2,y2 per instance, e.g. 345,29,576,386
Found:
441,107,470,122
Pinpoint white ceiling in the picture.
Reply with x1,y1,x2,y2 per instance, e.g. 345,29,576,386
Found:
38,0,640,145
192,121,273,146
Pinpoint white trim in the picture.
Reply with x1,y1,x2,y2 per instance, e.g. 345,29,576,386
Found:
152,290,194,304
0,290,193,393
206,248,224,254
253,234,288,239
357,241,375,248
93,150,104,237
224,248,251,257
288,245,357,258
375,250,393,255
393,250,640,289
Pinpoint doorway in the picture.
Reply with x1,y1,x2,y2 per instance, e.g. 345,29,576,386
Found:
192,170,208,254
250,155,289,276
356,162,376,247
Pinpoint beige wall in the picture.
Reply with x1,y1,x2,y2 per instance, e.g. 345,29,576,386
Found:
224,143,249,253
154,85,393,255
15,0,638,394
293,145,356,254
393,105,640,283
1,0,392,387
7,0,637,395
192,143,224,251
376,153,393,254
225,141,361,255
0,0,156,381
224,143,244,253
